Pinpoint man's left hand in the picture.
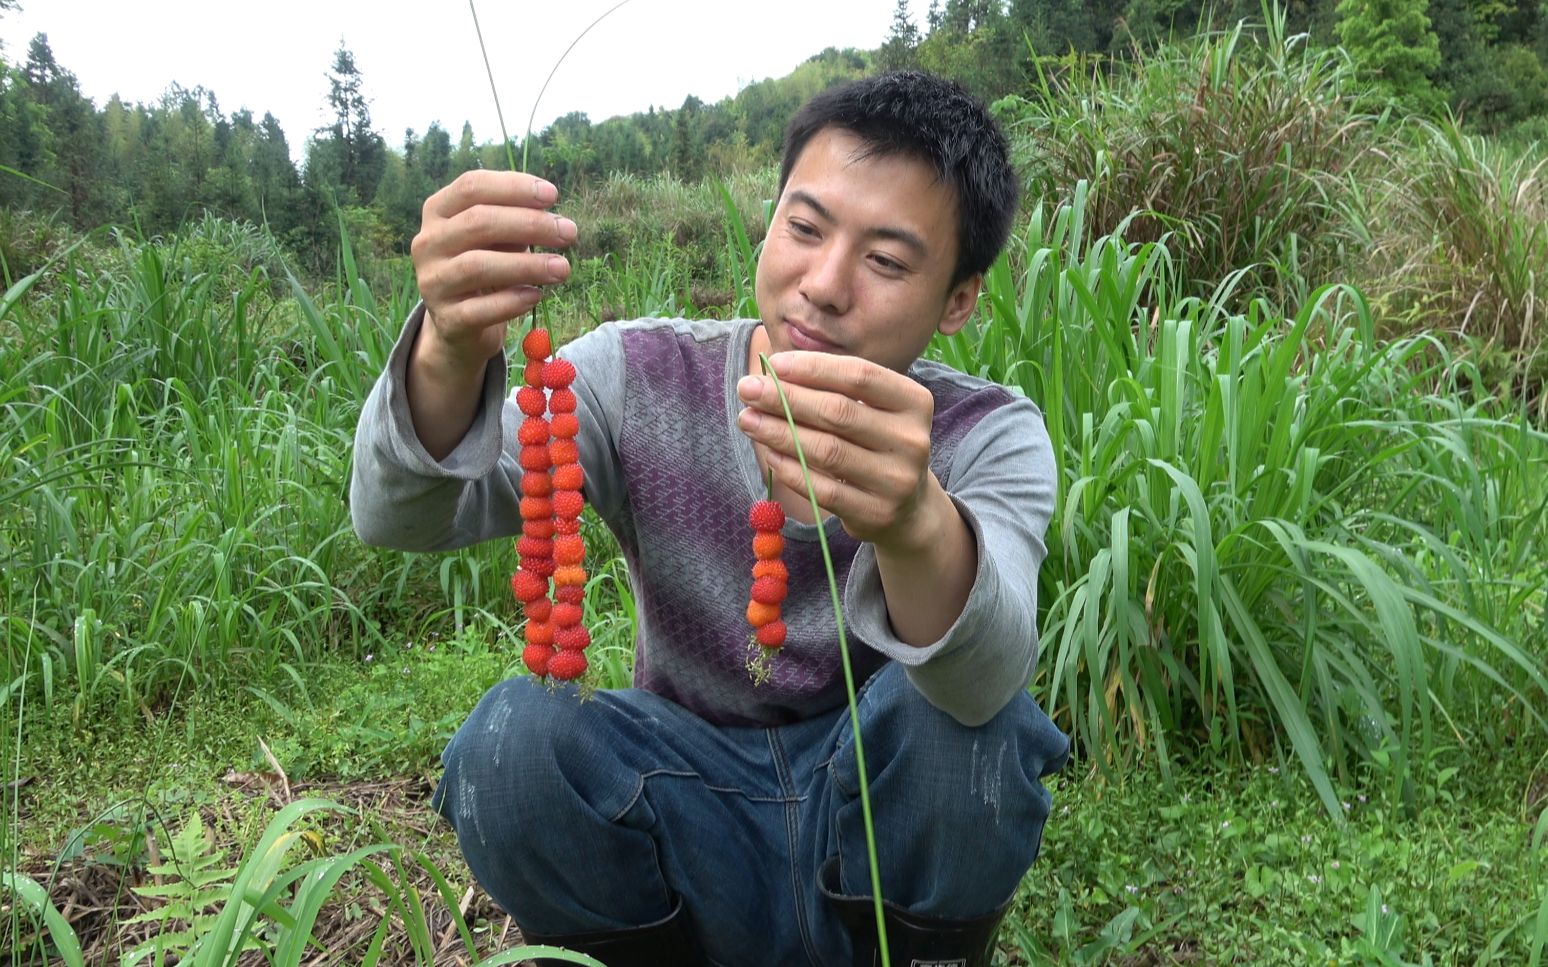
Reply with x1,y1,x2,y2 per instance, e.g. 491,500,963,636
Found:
736,351,946,552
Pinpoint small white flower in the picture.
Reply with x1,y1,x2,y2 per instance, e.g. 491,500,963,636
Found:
1220,820,1230,829
1358,794,1368,804
1307,874,1322,884
1268,766,1280,775
364,653,374,663
1381,904,1390,915
1270,800,1280,809
1125,884,1139,895
1342,801,1351,811
1331,860,1341,870
1301,834,1313,844
1061,805,1071,816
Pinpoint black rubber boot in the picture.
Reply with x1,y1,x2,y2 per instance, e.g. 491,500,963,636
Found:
518,896,706,967
819,858,1010,967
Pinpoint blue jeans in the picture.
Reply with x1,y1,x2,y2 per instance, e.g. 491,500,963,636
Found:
432,662,1070,966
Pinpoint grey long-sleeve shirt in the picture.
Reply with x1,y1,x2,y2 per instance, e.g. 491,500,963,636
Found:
351,307,1057,727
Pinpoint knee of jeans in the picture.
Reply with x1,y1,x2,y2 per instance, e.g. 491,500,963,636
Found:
436,676,586,824
836,671,1069,813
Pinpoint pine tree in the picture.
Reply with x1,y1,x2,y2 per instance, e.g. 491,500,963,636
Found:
1336,0,1444,110
880,0,922,70
313,42,385,204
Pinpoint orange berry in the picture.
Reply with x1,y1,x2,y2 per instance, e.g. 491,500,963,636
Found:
519,445,551,472
548,649,587,680
752,531,784,560
517,386,546,416
553,534,586,566
752,559,789,582
518,417,550,446
756,621,787,648
549,413,580,439
520,496,553,520
522,472,554,497
522,328,552,361
746,600,781,628
553,565,588,588
549,388,577,413
548,438,579,466
525,620,555,647
552,462,585,491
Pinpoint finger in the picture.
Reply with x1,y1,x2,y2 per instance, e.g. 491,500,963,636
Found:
426,169,558,219
762,351,923,411
420,250,571,305
424,205,578,258
738,375,882,448
434,286,546,333
761,444,885,534
739,406,883,492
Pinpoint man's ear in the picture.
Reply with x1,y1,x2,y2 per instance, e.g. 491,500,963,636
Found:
937,273,982,337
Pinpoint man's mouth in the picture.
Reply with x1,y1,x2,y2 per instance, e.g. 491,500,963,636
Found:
784,318,842,352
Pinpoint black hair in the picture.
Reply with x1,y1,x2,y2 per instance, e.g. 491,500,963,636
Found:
778,70,1019,287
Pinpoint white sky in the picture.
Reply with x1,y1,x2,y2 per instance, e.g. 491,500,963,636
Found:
0,0,902,162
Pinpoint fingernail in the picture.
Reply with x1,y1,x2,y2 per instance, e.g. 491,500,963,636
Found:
534,180,558,204
546,255,569,280
555,216,577,242
737,375,760,397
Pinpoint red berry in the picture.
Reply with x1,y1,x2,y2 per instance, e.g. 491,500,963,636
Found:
524,597,553,623
549,388,577,413
555,624,592,650
552,489,585,520
752,559,788,582
551,462,585,492
524,556,556,578
520,496,553,520
549,413,580,439
553,516,581,536
517,536,553,559
749,500,785,532
751,576,788,605
518,417,550,446
548,649,587,681
524,518,556,540
521,472,554,497
523,642,555,676
511,571,547,603
522,328,552,361
542,358,577,389
554,584,585,605
517,386,547,416
756,621,787,649
551,603,583,628
524,359,546,388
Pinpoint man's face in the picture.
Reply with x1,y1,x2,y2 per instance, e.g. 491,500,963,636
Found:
754,127,980,374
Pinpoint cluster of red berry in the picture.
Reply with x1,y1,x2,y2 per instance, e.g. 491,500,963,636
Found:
745,498,788,651
510,327,591,681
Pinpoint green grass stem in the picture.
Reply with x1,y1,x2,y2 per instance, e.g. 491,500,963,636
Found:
759,352,890,967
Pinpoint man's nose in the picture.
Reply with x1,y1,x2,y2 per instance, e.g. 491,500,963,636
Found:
799,243,852,315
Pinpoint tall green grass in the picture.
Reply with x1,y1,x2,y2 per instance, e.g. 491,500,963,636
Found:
934,187,1548,817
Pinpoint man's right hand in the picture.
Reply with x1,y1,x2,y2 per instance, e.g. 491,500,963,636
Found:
406,171,578,460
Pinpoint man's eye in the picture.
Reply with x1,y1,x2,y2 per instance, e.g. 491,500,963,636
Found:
789,221,818,238
872,255,905,272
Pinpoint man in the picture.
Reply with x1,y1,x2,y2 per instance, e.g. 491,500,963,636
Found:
352,70,1069,966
